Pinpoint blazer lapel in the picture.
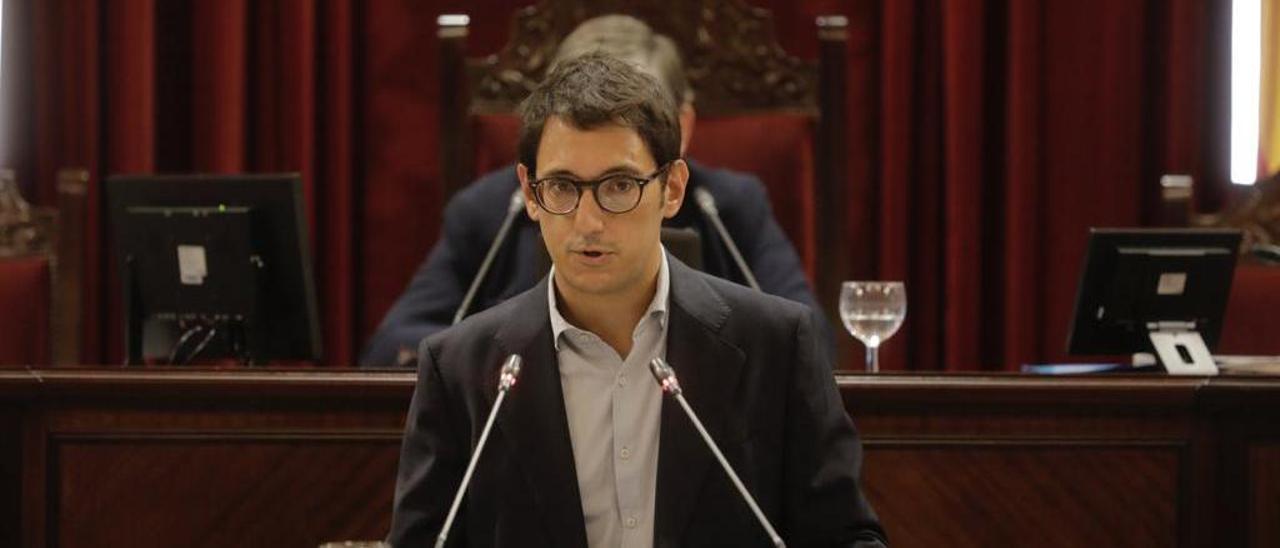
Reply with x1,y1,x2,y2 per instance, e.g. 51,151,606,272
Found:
654,258,746,545
494,278,589,548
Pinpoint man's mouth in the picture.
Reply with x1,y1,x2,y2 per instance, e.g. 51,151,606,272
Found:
570,247,614,263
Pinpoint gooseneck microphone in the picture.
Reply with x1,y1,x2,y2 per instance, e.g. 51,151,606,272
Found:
454,189,526,325
436,354,523,548
693,187,761,291
648,357,784,548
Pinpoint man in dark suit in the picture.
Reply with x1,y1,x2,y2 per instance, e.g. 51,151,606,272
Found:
362,15,822,367
388,52,885,547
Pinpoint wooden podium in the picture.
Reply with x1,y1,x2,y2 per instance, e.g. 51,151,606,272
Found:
1,368,1277,547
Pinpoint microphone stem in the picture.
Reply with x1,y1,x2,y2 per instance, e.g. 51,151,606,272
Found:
701,205,761,291
453,196,523,325
673,392,785,548
436,388,509,548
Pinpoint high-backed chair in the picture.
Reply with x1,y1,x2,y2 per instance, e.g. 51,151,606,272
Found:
0,169,87,365
1186,173,1280,355
436,0,859,327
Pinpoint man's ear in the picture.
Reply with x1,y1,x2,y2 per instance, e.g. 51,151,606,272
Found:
516,163,540,221
661,159,689,219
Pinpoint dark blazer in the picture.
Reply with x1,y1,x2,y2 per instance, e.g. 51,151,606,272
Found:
362,161,826,366
387,256,886,547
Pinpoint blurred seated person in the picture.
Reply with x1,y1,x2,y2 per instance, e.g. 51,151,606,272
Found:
363,15,823,367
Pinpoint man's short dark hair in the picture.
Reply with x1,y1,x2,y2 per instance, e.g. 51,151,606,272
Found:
518,52,682,178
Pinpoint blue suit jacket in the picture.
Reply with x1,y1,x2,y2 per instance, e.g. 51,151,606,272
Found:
363,161,826,366
387,255,886,547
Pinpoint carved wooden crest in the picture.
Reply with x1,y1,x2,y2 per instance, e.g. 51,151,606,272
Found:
1201,172,1280,249
467,0,818,116
0,173,55,258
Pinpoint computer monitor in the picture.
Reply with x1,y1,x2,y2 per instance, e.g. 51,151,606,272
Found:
106,173,322,364
1066,228,1242,374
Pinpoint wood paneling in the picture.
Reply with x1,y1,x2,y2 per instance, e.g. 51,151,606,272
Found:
52,437,397,548
864,444,1180,547
0,406,20,547
0,368,411,548
1,369,1278,547
1249,445,1280,548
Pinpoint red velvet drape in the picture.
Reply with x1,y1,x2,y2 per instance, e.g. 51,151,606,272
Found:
872,0,1226,371
0,0,1230,369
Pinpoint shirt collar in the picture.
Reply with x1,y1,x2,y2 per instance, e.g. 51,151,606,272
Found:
548,247,671,351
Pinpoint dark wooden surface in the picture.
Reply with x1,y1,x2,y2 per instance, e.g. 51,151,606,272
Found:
1252,444,1280,548
1,368,1277,547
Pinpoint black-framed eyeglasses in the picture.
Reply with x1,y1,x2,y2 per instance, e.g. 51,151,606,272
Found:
529,163,672,215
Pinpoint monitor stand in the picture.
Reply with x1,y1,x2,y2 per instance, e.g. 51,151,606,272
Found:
1146,321,1218,375
124,254,143,366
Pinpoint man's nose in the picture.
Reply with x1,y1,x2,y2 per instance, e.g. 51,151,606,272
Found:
573,190,607,233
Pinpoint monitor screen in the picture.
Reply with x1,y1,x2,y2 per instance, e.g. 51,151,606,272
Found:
106,173,322,364
1066,228,1242,356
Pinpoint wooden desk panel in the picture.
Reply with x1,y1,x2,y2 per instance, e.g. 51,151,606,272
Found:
53,437,397,547
0,405,20,547
863,444,1180,547
1,369,1277,548
0,369,411,548
1252,445,1280,548
840,375,1202,547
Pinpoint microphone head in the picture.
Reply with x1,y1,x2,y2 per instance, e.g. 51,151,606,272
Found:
508,189,526,213
693,187,718,215
498,354,523,392
648,357,682,396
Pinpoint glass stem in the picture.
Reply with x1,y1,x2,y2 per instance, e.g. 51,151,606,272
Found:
865,344,880,373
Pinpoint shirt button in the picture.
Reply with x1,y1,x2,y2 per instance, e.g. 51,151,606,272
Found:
617,374,628,387
624,516,638,529
619,446,632,460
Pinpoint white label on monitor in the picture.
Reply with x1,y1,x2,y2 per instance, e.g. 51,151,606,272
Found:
177,245,208,286
1156,272,1187,295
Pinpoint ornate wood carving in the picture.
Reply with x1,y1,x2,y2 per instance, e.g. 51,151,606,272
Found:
466,0,818,116
683,1,817,114
1196,171,1280,249
0,170,55,258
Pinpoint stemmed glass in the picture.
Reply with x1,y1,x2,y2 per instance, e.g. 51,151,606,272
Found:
839,281,906,373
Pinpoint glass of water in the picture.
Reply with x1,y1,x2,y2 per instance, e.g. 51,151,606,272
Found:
839,281,906,372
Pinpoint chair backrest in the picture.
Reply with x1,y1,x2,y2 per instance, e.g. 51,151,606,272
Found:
437,0,852,318
1175,172,1280,355
0,255,51,364
0,169,87,365
0,173,54,365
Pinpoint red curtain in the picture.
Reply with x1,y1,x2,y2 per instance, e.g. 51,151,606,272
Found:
869,0,1226,371
0,0,1229,369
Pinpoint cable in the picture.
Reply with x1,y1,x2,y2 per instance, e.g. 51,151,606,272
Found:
167,324,206,365
183,325,220,364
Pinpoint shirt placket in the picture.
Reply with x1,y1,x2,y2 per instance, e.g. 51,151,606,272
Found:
613,353,638,543
615,315,659,547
